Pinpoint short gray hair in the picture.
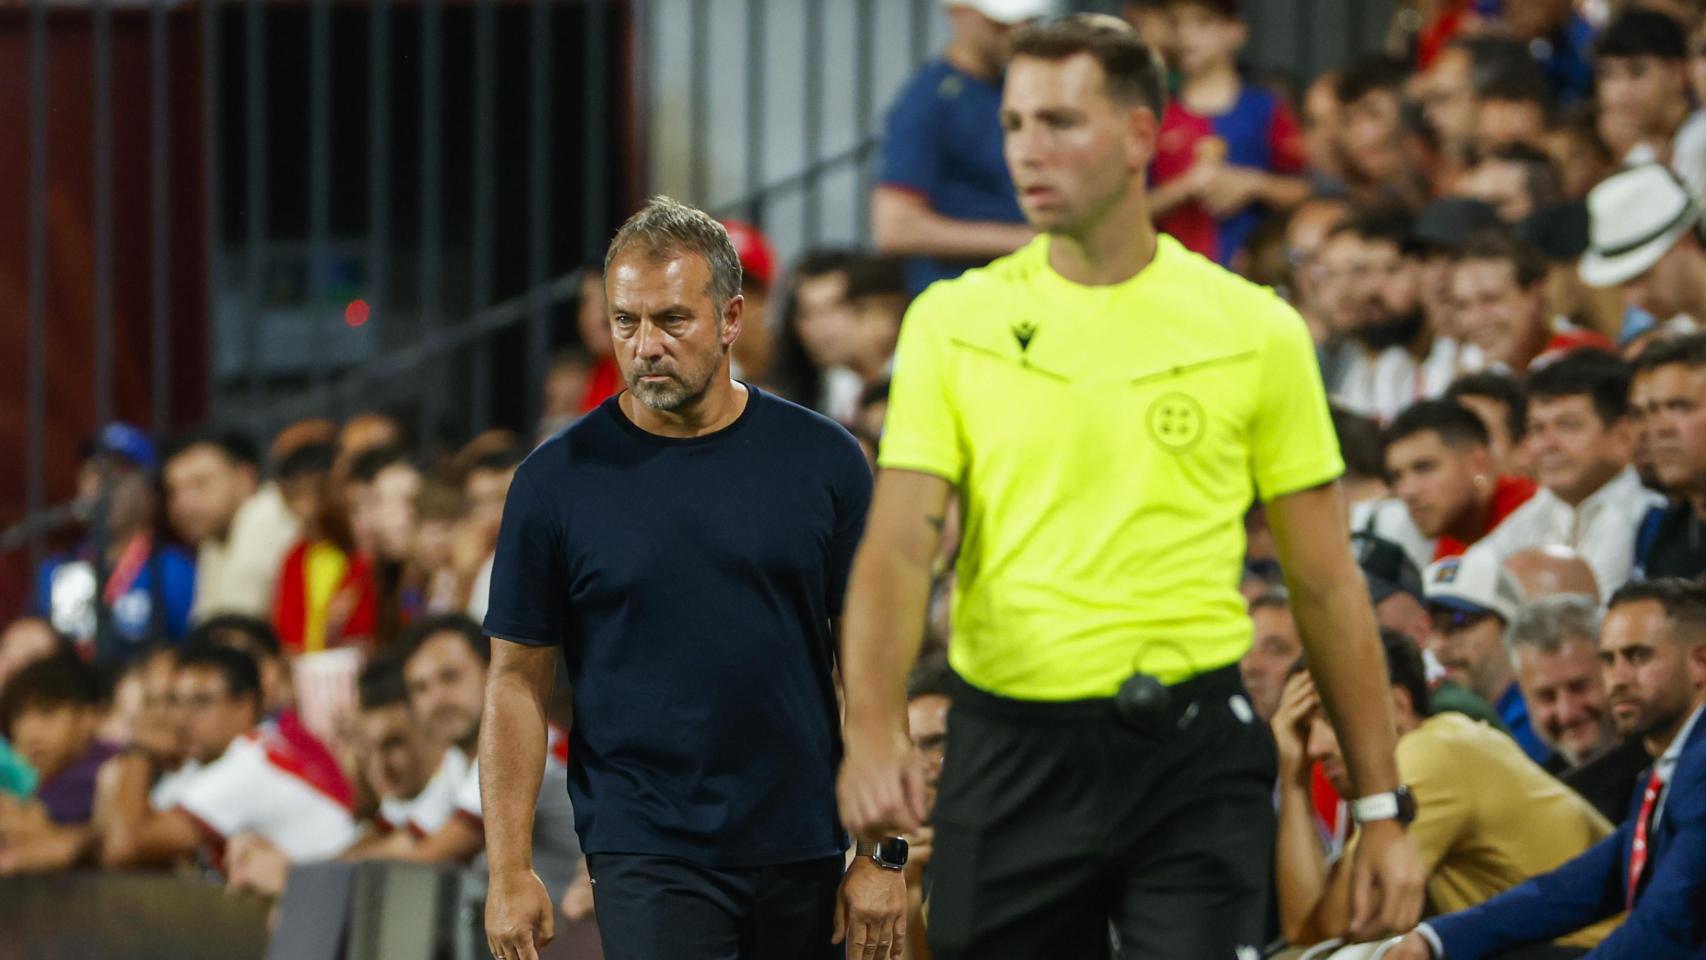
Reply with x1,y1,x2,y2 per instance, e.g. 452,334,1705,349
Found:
1504,594,1601,663
603,196,743,308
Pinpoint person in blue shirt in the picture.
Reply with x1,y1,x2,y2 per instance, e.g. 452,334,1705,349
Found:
33,424,195,665
872,0,1051,295
479,198,901,960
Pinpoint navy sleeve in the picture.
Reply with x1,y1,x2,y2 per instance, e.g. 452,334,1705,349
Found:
483,466,564,648
1433,828,1628,957
825,442,874,618
878,68,944,198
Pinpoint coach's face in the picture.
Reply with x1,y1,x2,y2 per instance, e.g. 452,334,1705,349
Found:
608,251,742,413
1003,52,1155,238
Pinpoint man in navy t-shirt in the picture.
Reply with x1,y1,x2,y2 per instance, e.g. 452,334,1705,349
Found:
871,0,1051,295
479,197,903,960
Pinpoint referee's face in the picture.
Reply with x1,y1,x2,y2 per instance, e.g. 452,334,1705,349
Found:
608,251,741,413
1002,53,1153,236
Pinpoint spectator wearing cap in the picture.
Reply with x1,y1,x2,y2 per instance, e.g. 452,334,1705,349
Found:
720,220,777,383
34,424,196,662
0,653,118,873
1473,352,1662,594
1507,595,1654,825
1384,400,1538,561
1320,211,1463,422
1598,9,1706,209
1424,547,1550,763
1581,163,1706,335
1147,0,1309,268
1272,630,1613,950
1632,333,1706,580
162,429,300,624
1444,371,1530,479
872,0,1042,295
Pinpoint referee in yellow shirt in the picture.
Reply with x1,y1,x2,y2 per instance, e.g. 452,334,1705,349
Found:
836,15,1425,958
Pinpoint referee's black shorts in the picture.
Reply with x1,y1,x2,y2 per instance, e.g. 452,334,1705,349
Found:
926,665,1277,960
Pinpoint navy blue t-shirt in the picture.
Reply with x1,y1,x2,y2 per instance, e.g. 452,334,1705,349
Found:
483,385,872,867
879,59,1025,295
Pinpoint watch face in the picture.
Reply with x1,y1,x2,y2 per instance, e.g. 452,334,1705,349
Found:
877,837,909,867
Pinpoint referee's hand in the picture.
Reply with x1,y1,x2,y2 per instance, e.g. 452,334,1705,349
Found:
485,868,556,960
1346,820,1425,942
838,724,930,836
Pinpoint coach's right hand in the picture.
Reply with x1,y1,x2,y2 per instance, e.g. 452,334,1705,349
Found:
839,722,930,837
486,868,555,960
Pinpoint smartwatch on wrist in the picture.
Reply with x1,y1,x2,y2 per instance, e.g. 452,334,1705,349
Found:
1350,785,1417,826
856,837,910,870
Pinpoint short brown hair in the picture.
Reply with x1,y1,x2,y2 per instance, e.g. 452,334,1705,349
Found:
1010,14,1167,117
604,196,743,309
1452,229,1549,288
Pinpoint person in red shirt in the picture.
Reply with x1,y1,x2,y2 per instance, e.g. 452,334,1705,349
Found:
1382,399,1537,560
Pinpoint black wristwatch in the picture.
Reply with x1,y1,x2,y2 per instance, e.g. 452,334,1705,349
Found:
856,837,909,870
1349,785,1418,826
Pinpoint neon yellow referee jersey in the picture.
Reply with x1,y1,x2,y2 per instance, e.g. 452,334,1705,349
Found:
879,234,1344,700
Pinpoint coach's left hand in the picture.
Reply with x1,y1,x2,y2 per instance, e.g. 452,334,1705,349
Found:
833,855,907,959
1347,819,1425,941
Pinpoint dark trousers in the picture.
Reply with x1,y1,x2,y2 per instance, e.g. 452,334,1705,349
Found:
927,666,1277,960
587,853,844,960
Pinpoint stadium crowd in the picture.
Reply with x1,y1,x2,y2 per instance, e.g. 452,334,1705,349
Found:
6,0,1706,956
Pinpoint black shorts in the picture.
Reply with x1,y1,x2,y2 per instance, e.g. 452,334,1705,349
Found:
587,853,843,960
926,665,1277,959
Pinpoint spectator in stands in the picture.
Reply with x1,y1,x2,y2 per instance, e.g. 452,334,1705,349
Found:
1334,57,1429,208
189,615,349,805
840,255,911,399
0,653,115,873
1414,37,1483,178
273,440,376,654
1240,588,1301,721
1383,400,1537,560
1338,410,1434,569
1273,630,1612,950
1597,9,1706,207
1501,0,1597,106
767,249,862,415
1464,232,1616,374
1281,196,1351,345
162,429,298,624
1474,351,1661,593
1470,58,1553,153
458,446,523,623
342,656,464,856
1147,0,1308,267
1300,71,1348,187
1323,211,1457,422
722,220,777,383
1631,333,1706,579
1410,196,1502,350
903,650,953,960
346,445,424,646
1443,372,1530,480
1423,548,1549,763
1504,545,1601,602
0,616,72,695
90,646,193,824
1386,578,1706,960
36,424,195,662
1507,595,1654,824
1543,102,1618,202
1455,143,1566,226
100,645,356,872
1581,163,1706,331
871,0,1041,294
412,475,465,615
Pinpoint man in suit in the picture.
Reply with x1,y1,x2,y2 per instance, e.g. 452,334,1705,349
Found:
1384,577,1706,959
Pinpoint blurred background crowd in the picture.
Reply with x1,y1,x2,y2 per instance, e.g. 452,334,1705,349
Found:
7,0,1706,956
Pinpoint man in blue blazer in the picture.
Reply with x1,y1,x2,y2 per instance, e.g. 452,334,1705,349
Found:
1383,578,1706,959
